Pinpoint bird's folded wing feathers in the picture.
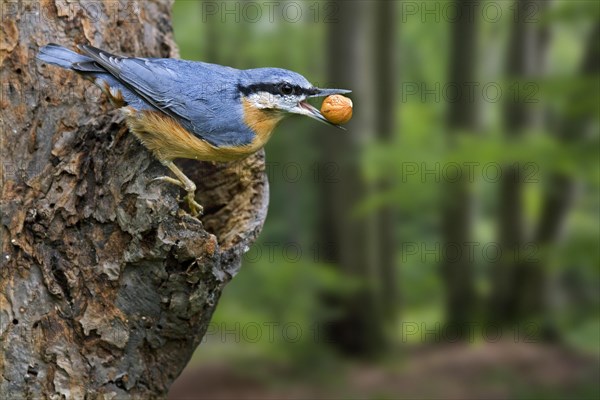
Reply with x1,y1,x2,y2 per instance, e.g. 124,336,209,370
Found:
77,45,253,147
78,45,193,123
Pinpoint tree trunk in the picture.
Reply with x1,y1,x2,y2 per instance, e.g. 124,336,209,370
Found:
374,0,399,323
0,1,268,397
440,0,478,330
491,0,548,324
318,1,387,357
516,22,600,328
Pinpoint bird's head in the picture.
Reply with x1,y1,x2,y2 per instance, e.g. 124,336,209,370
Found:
238,67,351,128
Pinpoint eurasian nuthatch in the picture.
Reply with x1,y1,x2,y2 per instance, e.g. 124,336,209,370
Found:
37,44,351,216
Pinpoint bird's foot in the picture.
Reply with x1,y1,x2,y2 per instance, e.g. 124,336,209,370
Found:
149,176,203,217
184,191,204,217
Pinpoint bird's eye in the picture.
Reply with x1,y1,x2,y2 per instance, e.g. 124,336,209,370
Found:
280,83,294,95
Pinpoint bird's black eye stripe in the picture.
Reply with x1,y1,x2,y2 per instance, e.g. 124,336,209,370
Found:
238,83,317,97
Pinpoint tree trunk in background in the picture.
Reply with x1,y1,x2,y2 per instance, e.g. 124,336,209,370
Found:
374,0,399,322
0,1,268,397
440,0,478,330
536,21,599,241
318,1,387,356
491,0,548,324
518,22,600,329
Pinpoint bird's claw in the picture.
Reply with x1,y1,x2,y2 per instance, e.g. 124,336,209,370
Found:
185,192,203,217
149,175,203,217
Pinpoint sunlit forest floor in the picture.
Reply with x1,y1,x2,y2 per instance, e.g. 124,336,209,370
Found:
169,341,599,399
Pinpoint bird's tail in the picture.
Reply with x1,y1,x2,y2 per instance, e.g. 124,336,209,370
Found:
37,43,92,69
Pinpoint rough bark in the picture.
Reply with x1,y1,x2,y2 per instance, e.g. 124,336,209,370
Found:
0,1,268,397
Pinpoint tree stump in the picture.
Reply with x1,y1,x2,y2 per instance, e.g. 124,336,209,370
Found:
0,0,268,397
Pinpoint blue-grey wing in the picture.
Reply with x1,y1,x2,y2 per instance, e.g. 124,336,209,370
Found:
78,45,253,147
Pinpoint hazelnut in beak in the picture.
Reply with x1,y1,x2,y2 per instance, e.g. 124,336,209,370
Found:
321,95,353,125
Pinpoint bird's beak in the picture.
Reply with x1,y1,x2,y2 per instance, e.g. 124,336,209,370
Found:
294,87,352,129
307,88,352,98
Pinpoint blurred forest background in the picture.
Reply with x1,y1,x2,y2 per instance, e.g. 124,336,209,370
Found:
169,0,599,398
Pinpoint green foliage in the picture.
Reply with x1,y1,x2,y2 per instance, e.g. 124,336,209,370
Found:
172,0,599,375
199,254,358,370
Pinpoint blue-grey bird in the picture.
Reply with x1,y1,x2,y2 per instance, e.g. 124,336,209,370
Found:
37,44,351,216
